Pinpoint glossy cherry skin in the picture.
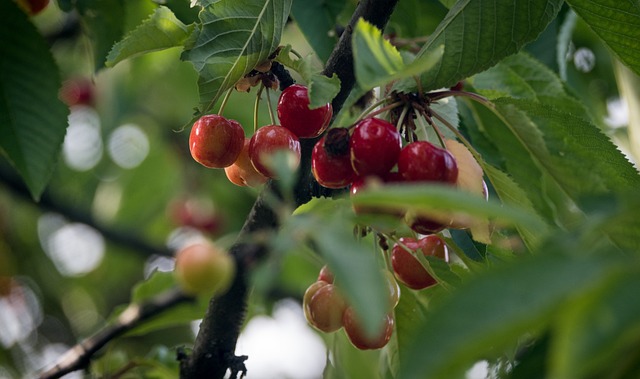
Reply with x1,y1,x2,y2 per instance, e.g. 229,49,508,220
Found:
174,242,236,296
306,283,347,333
249,125,301,178
391,236,449,290
343,307,394,350
189,115,245,168
312,135,356,189
398,141,458,184
350,118,401,177
303,281,329,326
277,84,333,138
225,138,268,187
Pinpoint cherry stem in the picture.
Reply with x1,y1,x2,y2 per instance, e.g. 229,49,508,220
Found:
355,97,388,122
396,104,410,132
357,101,403,123
265,87,276,125
218,88,234,115
290,48,303,59
254,85,265,133
420,109,446,148
429,90,494,109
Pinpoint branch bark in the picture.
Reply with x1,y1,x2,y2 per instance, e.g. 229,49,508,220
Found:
38,289,193,379
179,1,399,378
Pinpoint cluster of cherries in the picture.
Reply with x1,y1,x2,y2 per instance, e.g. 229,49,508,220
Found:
311,116,459,234
303,266,398,350
302,235,449,350
188,84,332,186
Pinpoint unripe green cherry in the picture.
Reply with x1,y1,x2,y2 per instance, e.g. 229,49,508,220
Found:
174,242,235,296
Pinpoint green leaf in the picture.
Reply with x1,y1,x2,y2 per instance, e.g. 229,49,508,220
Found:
290,0,343,63
0,1,69,200
351,184,548,237
551,267,640,379
106,6,195,67
182,0,292,112
352,18,443,90
76,0,126,71
414,0,563,90
400,248,625,379
565,0,640,77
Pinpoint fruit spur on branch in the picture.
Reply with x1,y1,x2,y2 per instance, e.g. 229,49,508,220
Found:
186,45,487,351
301,82,491,350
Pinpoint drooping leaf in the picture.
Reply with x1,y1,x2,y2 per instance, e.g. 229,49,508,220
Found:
182,0,292,113
414,0,563,91
351,184,548,239
565,0,640,76
290,0,343,63
0,1,69,200
550,267,640,379
352,18,443,90
106,6,195,67
400,247,625,379
76,0,126,71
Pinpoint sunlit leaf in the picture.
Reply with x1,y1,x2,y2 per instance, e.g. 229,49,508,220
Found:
107,6,195,67
414,0,563,90
0,1,69,200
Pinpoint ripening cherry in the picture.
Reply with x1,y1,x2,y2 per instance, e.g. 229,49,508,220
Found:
249,125,301,178
305,283,348,333
225,138,269,187
312,128,356,189
303,280,329,325
189,115,245,168
174,242,236,296
277,84,333,138
343,307,394,350
350,118,401,177
59,77,94,107
390,236,449,290
318,265,335,284
397,141,458,184
383,270,401,310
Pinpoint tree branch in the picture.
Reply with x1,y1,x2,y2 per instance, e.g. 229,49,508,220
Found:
38,288,193,379
179,1,399,378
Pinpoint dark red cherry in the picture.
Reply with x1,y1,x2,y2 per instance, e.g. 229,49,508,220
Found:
312,129,356,188
398,141,458,184
277,84,333,138
350,118,401,177
390,236,448,290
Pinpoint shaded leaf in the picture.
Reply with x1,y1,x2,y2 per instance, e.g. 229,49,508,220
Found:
0,1,69,200
566,0,640,76
400,248,625,379
291,0,343,63
76,0,126,71
414,0,563,90
107,6,195,67
182,0,292,112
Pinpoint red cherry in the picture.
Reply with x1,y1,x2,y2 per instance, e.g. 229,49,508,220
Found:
249,125,301,178
189,115,245,168
318,265,335,284
390,236,448,290
303,281,329,325
398,141,458,184
59,77,94,107
16,0,49,15
405,213,447,235
277,84,333,138
306,283,347,333
350,118,401,177
312,129,356,189
343,307,394,350
225,138,268,187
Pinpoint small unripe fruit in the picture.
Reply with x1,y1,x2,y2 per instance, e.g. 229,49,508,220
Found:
306,283,347,333
225,138,269,187
343,307,394,350
174,242,235,296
